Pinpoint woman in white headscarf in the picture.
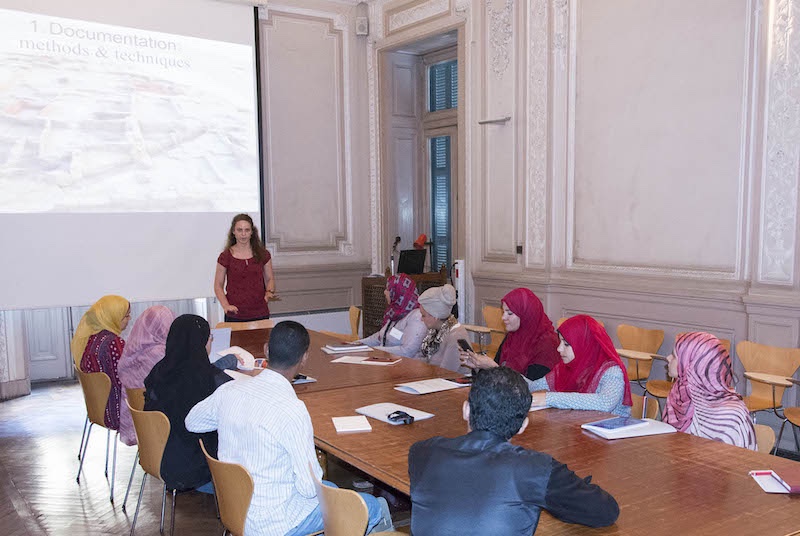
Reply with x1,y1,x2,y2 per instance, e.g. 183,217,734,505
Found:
417,284,470,373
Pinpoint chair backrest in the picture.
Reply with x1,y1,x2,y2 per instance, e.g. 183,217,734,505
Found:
127,401,170,480
481,305,505,355
754,424,776,455
215,319,274,331
631,394,659,419
349,306,361,338
200,440,254,536
310,465,369,536
75,367,112,427
617,325,665,381
737,341,800,407
125,387,146,412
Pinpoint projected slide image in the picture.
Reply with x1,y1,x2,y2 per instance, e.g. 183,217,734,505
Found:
0,8,260,213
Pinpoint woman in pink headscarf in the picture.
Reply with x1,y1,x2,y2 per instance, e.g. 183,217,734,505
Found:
663,332,756,450
528,315,632,416
461,288,560,380
357,273,427,358
117,305,175,446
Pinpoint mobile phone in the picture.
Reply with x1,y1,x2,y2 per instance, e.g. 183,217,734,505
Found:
457,338,473,352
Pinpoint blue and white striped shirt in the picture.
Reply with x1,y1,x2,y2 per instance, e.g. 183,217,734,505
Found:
186,369,323,536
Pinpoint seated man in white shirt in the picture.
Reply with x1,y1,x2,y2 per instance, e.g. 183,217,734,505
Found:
186,320,392,536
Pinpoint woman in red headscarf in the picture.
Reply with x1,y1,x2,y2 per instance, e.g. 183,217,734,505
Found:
663,332,756,449
461,288,560,380
357,273,427,358
528,315,632,416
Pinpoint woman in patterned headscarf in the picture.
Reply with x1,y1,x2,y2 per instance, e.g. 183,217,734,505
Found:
71,295,131,430
117,305,175,446
357,273,427,358
663,332,756,450
527,315,632,417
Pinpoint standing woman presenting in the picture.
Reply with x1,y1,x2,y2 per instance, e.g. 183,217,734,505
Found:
214,214,276,322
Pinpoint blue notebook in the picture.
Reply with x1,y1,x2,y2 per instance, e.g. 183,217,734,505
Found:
584,416,647,430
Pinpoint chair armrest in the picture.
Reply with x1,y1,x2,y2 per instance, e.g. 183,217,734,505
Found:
463,324,491,334
744,372,793,387
616,348,653,362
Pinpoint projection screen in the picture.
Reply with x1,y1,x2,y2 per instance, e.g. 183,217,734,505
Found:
0,0,261,310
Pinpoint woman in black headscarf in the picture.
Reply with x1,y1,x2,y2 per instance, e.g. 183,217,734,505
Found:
144,314,231,492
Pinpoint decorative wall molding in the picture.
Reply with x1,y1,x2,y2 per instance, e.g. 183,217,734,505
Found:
525,0,549,267
552,0,569,70
258,8,355,254
385,0,450,36
565,0,755,281
487,0,514,77
758,0,800,284
0,312,8,383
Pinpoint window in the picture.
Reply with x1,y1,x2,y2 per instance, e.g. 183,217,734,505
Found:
428,60,457,112
430,135,452,272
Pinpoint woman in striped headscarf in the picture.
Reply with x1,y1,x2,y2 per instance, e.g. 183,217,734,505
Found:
357,273,427,358
663,332,756,450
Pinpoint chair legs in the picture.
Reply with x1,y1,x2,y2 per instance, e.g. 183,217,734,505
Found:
129,472,148,536
76,423,94,483
105,429,111,477
122,451,140,513
110,432,118,503
170,489,177,536
77,415,89,460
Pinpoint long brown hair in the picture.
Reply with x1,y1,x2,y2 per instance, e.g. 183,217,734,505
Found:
225,213,268,263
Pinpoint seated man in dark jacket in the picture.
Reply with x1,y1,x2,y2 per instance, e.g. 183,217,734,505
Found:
408,367,620,535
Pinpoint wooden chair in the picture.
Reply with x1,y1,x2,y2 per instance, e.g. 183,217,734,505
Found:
75,367,119,503
754,424,776,455
200,439,253,536
215,319,274,331
121,387,146,512
617,324,664,389
631,393,659,420
127,401,177,536
310,466,404,536
737,341,800,420
778,405,800,455
482,305,505,358
320,306,362,342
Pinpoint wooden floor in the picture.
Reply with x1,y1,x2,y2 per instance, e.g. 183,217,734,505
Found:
0,382,410,536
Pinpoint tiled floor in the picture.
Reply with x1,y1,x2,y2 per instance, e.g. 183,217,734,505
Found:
0,382,410,535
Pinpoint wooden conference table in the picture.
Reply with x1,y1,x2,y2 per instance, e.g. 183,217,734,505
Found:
234,328,800,535
230,328,452,394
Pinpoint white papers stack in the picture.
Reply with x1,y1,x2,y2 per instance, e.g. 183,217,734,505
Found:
356,403,434,424
331,355,401,366
332,416,372,433
324,342,371,353
394,378,467,395
217,345,255,370
209,328,232,363
750,471,792,494
581,417,676,440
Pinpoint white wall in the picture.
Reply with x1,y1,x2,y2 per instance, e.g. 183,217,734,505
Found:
366,0,800,449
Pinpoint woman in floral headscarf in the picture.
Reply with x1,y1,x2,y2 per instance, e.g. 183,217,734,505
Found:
663,332,756,450
117,305,175,446
357,273,427,358
528,315,632,417
72,295,131,430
